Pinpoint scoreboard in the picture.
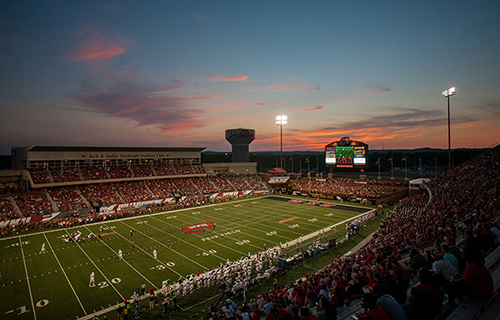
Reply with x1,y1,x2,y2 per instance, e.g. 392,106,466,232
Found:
325,137,368,168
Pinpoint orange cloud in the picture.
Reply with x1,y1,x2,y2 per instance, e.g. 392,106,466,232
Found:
68,28,128,63
254,103,265,107
200,74,248,82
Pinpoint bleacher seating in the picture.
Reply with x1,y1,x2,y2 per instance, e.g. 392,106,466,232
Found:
154,163,176,176
146,180,178,198
131,164,154,177
51,167,81,182
210,175,236,192
48,187,87,212
192,164,205,174
173,163,195,175
191,177,217,194
29,169,51,184
11,190,53,216
227,175,252,190
173,178,198,195
80,166,108,181
79,184,122,206
114,182,155,202
107,165,133,179
0,194,20,220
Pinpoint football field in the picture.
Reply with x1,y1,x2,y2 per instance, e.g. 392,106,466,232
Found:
0,196,374,320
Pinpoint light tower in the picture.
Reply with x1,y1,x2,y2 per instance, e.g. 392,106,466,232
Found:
225,128,255,162
276,115,287,168
442,87,456,170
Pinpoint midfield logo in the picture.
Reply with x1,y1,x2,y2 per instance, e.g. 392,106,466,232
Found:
181,222,215,234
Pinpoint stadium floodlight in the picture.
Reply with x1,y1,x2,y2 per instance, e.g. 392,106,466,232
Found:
442,87,456,170
276,115,287,169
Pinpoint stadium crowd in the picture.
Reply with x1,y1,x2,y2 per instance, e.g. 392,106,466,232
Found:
291,178,400,199
205,146,499,320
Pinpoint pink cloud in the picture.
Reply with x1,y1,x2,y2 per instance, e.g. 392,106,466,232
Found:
254,103,265,107
68,28,128,63
296,106,324,112
273,101,287,105
200,74,248,82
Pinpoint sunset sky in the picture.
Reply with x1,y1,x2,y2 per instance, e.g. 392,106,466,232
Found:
1,1,499,154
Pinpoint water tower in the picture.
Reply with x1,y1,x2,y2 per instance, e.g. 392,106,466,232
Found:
225,128,255,162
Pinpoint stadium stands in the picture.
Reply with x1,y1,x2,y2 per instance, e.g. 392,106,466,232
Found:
114,181,155,202
48,187,87,211
29,169,51,184
51,167,81,182
80,166,109,181
79,184,122,206
11,190,53,217
131,164,154,177
292,177,398,199
239,145,500,320
107,164,133,179
153,163,176,176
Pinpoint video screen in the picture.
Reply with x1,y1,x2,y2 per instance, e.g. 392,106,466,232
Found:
325,146,366,167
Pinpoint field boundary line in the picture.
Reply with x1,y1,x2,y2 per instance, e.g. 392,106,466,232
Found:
119,220,210,272
19,237,37,320
64,229,125,301
43,233,87,315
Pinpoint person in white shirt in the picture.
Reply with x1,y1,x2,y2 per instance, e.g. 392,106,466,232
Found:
89,272,95,287
118,249,123,260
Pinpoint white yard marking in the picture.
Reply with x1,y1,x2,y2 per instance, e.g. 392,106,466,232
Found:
43,233,87,315
19,237,37,320
64,230,125,301
119,221,210,271
83,226,160,288
144,217,237,259
149,215,247,256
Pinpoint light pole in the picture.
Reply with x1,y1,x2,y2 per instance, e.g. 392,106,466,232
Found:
276,115,287,169
442,87,456,170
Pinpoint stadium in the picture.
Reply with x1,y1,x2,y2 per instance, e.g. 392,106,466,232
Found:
0,140,499,320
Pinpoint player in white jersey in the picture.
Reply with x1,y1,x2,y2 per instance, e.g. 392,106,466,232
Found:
40,243,45,254
153,249,157,260
89,272,95,287
118,249,123,260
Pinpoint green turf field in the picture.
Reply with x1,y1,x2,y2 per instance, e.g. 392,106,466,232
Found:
0,196,375,320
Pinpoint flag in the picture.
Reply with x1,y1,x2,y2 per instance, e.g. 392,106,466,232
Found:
305,158,309,163
388,158,392,162
374,158,380,165
289,157,293,160
360,169,364,172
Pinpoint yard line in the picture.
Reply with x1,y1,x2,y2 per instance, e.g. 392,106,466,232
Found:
82,226,160,287
140,218,228,261
148,215,247,256
99,224,184,278
19,237,37,320
43,233,87,315
118,220,210,271
64,230,125,301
